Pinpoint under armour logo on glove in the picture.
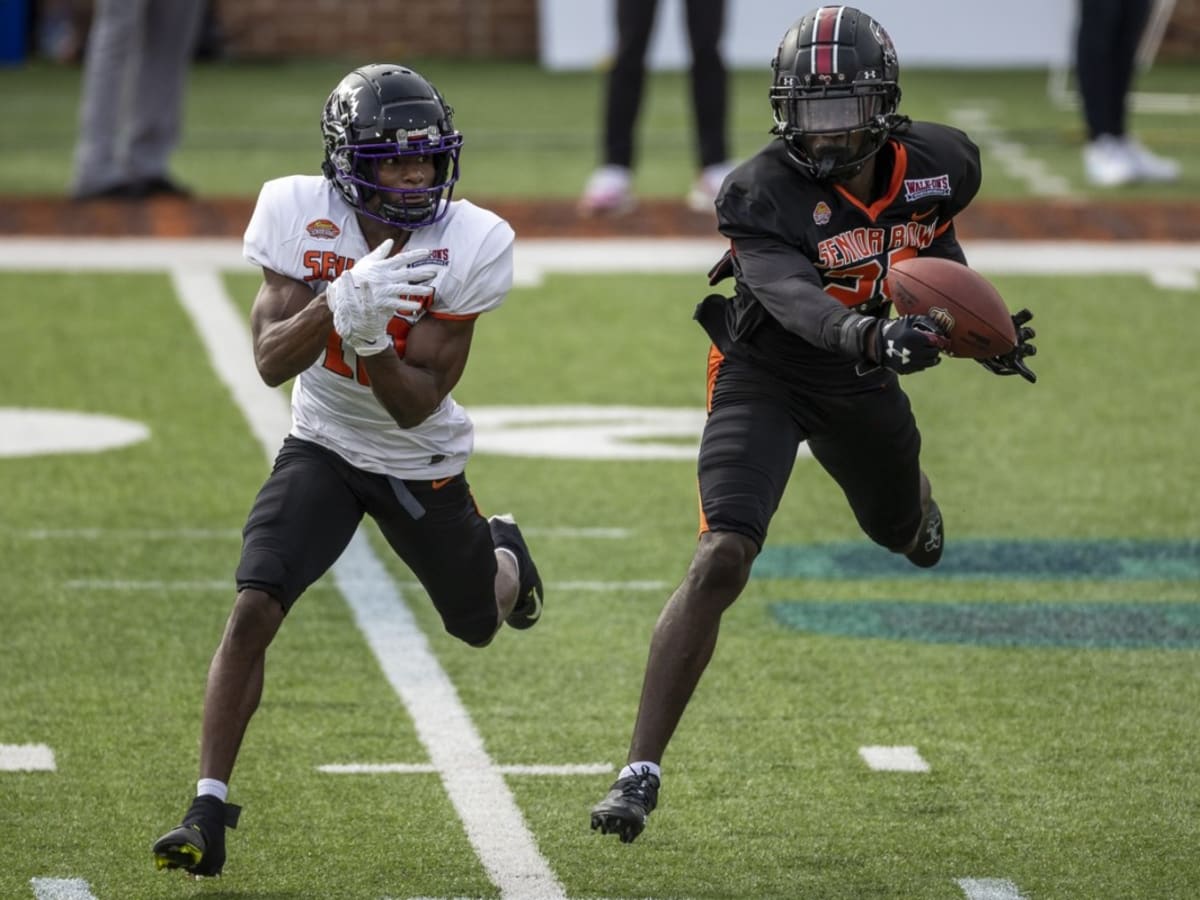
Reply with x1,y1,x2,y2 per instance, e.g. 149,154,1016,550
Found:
885,340,911,366
875,315,948,375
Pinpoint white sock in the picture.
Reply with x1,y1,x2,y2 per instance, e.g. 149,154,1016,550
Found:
619,761,661,781
197,778,228,802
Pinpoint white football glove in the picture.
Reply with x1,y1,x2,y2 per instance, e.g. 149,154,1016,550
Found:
325,238,438,356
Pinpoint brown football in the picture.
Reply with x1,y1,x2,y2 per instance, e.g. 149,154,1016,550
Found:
886,256,1016,359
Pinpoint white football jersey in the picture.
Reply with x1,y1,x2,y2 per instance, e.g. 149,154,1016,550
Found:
243,175,514,478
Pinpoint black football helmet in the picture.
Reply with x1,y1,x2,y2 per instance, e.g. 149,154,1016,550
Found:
769,6,905,181
321,64,463,229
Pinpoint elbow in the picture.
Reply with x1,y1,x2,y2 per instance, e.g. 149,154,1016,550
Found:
393,410,431,430
255,357,289,388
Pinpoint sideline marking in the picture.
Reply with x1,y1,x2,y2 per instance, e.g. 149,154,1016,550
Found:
0,744,56,772
2,236,1200,284
171,265,568,899
29,879,97,900
957,878,1027,900
858,746,930,773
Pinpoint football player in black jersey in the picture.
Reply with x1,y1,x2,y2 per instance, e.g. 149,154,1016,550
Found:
590,5,1037,844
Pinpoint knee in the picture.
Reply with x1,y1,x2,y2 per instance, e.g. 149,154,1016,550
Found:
687,531,758,598
223,589,284,655
445,609,501,649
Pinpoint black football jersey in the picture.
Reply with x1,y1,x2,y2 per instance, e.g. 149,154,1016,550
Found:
709,121,981,392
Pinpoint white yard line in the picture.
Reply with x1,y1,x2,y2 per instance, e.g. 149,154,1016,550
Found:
858,745,931,773
0,744,56,772
1,236,1199,284
29,879,97,900
957,878,1028,900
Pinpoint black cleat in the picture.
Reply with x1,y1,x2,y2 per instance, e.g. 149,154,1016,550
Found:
906,498,944,568
152,795,241,877
590,769,660,843
489,514,544,630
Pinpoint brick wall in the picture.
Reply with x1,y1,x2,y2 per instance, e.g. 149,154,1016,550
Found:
1159,0,1200,59
210,0,540,60
41,0,1199,62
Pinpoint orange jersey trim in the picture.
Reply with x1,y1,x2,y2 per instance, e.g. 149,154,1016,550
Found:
834,140,908,222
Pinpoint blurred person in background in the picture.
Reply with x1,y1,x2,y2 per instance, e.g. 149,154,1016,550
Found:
579,0,736,216
69,0,206,200
1077,0,1179,186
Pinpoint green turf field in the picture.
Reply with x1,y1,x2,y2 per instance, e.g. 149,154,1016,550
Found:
0,58,1197,200
0,236,1198,898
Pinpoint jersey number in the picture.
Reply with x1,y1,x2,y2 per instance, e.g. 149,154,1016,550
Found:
824,247,919,308
322,318,412,385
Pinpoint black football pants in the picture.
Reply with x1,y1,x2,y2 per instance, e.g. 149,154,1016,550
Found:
603,0,728,169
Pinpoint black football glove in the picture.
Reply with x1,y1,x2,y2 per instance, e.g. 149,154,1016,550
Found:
976,308,1037,384
873,315,949,374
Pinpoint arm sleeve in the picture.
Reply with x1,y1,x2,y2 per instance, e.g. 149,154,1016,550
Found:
432,218,515,319
243,181,283,271
730,234,873,358
718,181,875,359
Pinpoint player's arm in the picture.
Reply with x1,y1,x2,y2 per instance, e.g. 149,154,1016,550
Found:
359,315,476,429
249,267,334,387
731,234,878,358
733,234,945,373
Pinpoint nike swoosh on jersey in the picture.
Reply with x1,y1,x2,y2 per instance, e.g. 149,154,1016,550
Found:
431,477,454,490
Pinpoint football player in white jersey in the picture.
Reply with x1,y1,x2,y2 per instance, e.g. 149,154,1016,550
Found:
152,64,544,878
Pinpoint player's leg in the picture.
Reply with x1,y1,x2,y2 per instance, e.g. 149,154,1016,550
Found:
807,382,941,566
153,437,365,876
371,473,540,647
591,353,803,842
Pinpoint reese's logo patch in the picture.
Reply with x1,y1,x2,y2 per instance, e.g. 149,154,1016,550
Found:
306,218,341,239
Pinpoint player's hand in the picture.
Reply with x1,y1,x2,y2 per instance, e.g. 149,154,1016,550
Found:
874,315,949,374
326,239,437,356
976,308,1037,383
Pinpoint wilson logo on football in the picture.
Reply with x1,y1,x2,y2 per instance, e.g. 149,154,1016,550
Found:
928,306,956,335
306,219,341,239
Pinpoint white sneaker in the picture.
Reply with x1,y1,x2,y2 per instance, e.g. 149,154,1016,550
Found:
686,161,736,213
578,165,635,216
1083,135,1138,187
1121,137,1180,183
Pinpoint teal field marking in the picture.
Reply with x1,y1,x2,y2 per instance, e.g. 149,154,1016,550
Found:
771,600,1200,649
753,539,1200,580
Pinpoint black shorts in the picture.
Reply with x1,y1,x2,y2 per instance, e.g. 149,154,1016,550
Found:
699,351,923,551
236,436,498,644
